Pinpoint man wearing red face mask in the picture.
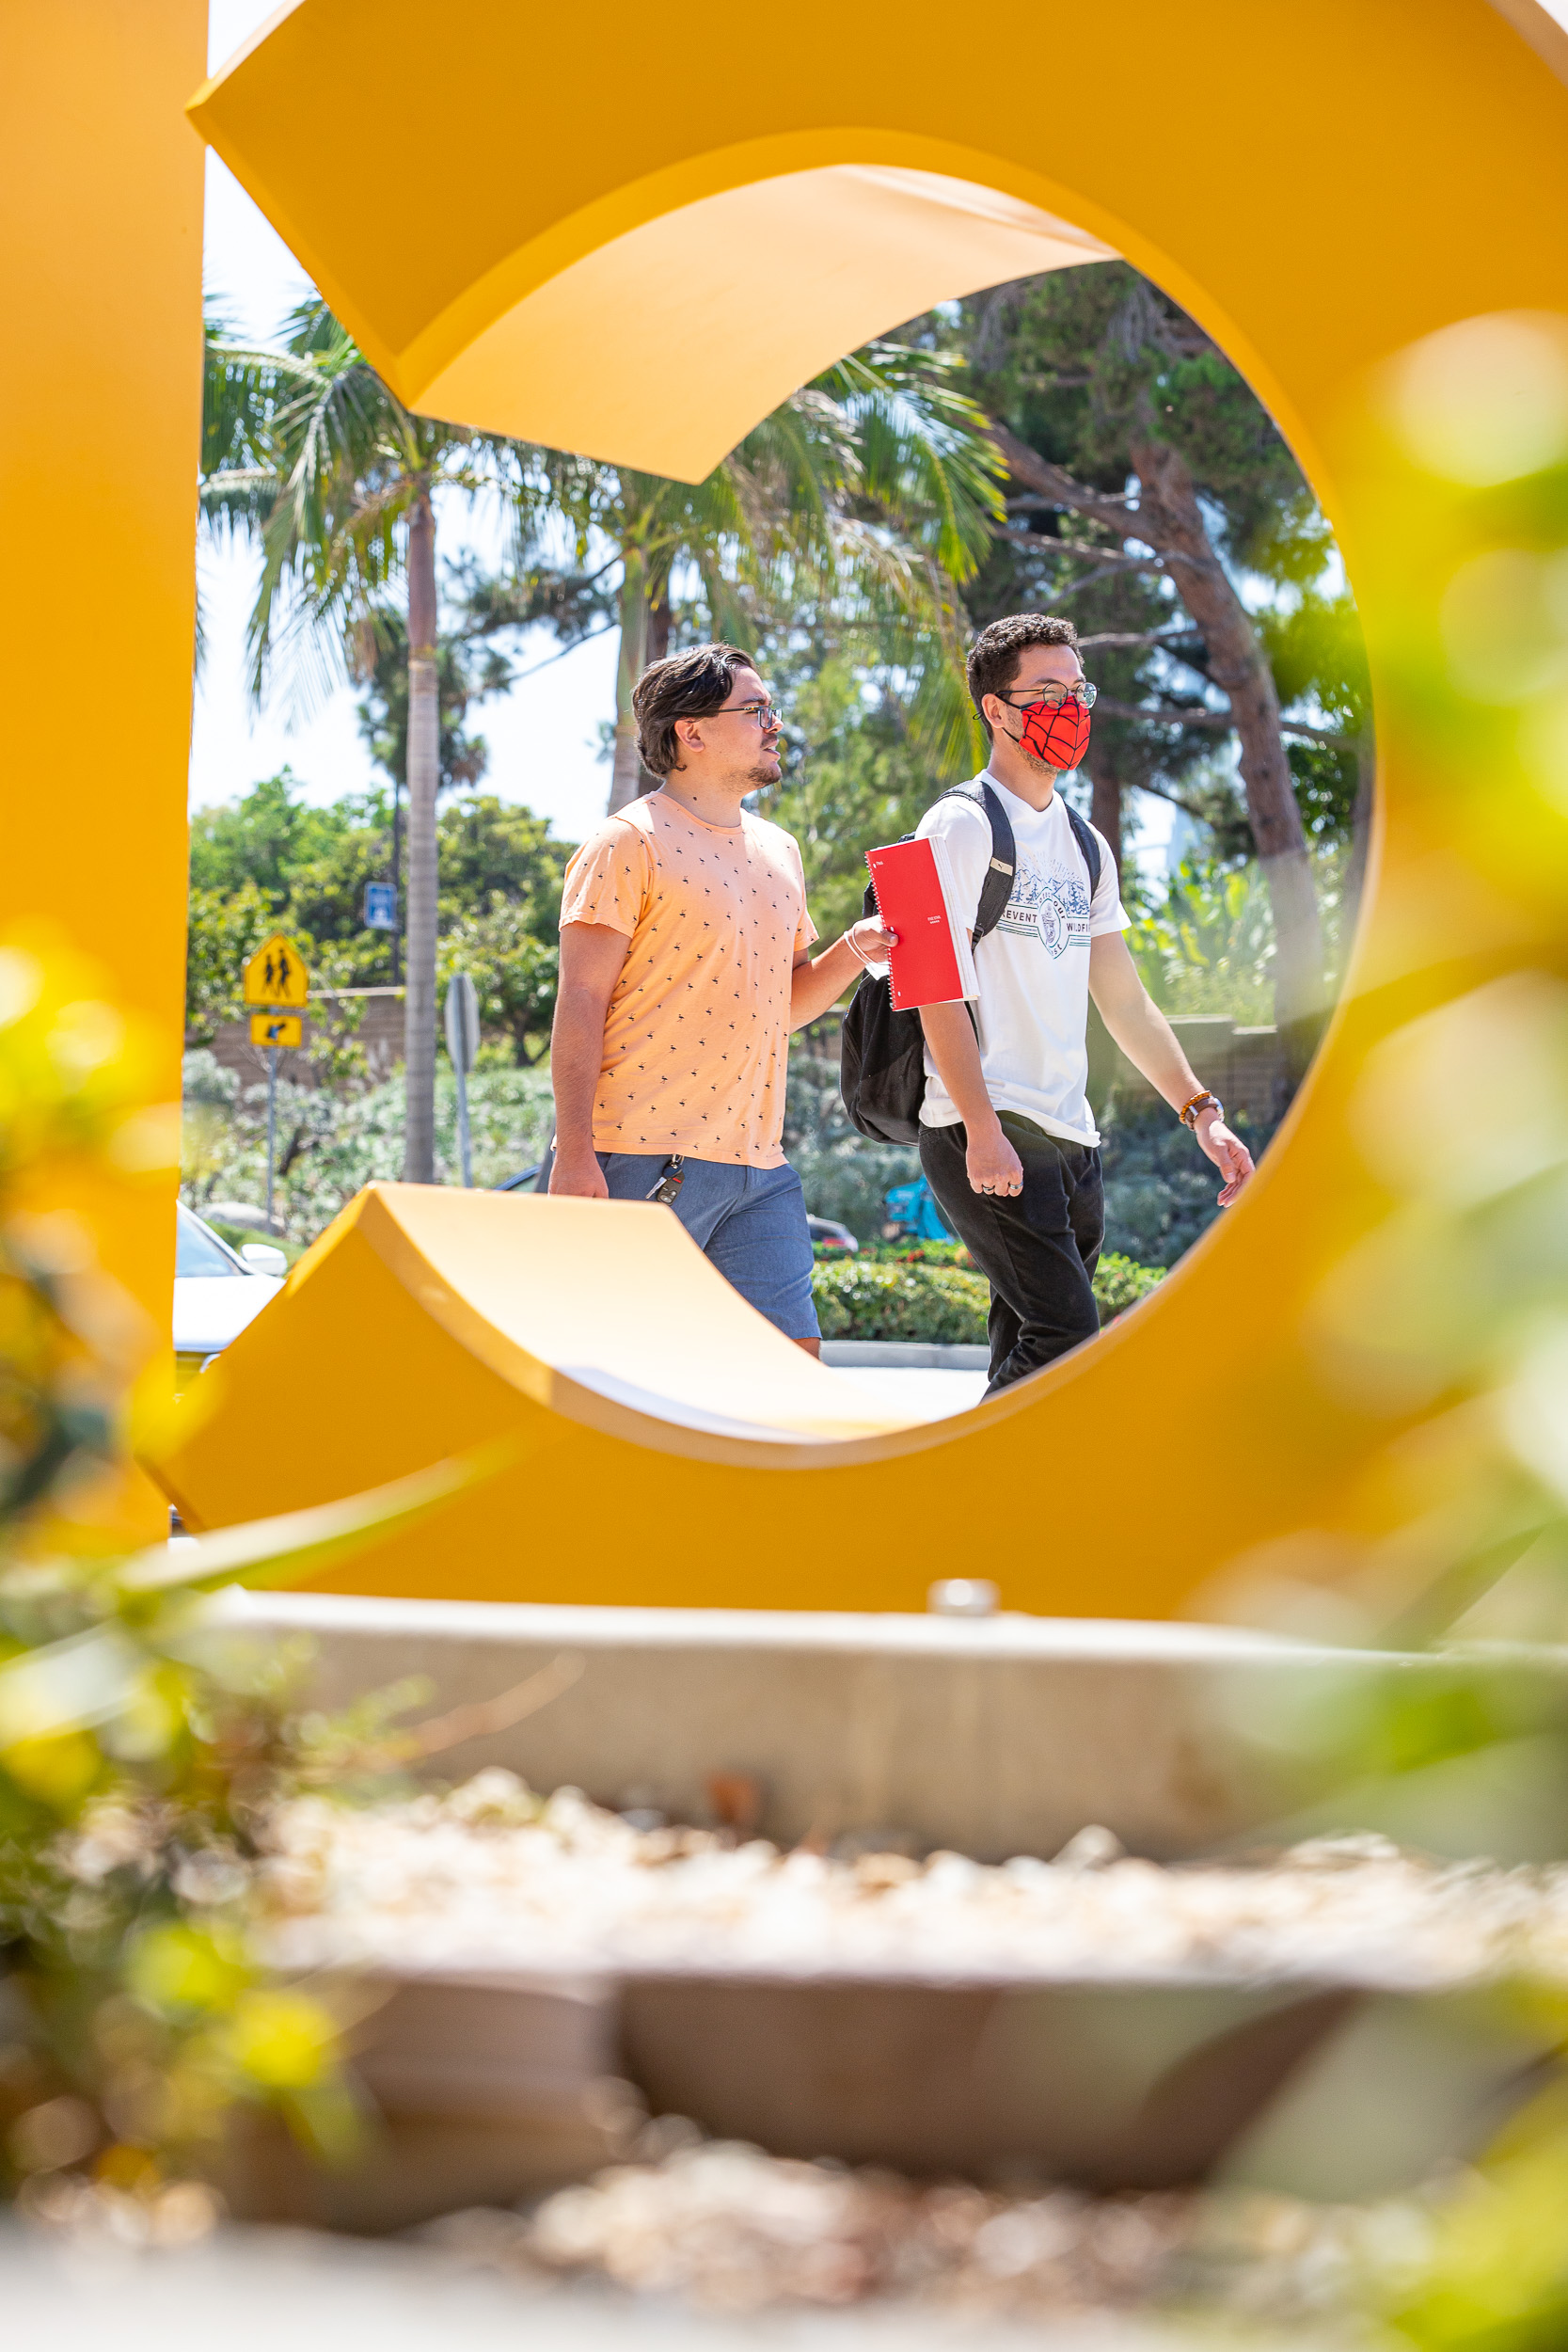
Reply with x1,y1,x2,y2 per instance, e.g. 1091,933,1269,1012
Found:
912,612,1255,1395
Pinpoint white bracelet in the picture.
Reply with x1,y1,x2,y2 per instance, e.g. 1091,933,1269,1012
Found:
844,927,872,969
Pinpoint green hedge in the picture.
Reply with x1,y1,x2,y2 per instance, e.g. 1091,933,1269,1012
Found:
813,1260,990,1343
811,1250,1165,1343
1094,1252,1166,1322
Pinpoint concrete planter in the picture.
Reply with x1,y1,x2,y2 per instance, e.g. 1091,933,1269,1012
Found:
214,1597,1568,2227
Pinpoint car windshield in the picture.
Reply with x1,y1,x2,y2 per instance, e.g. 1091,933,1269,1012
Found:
176,1207,244,1279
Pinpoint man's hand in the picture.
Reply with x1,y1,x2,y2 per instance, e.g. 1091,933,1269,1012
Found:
966,1115,1024,1199
547,1147,609,1200
1194,1108,1255,1206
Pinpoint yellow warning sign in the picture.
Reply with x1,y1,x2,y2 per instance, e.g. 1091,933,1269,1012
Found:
243,934,309,1009
249,1011,303,1049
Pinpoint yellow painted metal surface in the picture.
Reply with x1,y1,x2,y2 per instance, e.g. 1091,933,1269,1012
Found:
0,0,1554,1608
156,0,1568,1615
2,0,206,1534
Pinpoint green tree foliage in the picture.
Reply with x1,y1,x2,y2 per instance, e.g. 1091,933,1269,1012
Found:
184,881,276,1045
184,772,571,1065
436,904,558,1066
188,769,363,906
1129,859,1278,1024
946,262,1370,1057
436,793,569,919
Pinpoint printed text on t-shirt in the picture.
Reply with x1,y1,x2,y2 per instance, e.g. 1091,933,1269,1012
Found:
994,851,1092,961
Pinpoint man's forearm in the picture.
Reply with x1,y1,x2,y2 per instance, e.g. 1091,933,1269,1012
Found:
788,935,863,1031
549,990,610,1154
919,1002,998,1131
1097,993,1203,1112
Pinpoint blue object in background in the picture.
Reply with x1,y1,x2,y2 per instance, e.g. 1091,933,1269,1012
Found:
365,882,398,930
883,1174,954,1243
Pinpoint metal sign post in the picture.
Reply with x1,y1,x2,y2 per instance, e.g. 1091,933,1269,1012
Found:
244,938,310,1232
265,1045,277,1231
443,972,480,1187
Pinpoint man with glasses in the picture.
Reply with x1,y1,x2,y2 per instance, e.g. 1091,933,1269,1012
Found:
913,612,1255,1394
548,643,891,1352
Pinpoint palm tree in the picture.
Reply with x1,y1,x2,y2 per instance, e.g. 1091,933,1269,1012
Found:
536,341,1005,813
201,300,537,1184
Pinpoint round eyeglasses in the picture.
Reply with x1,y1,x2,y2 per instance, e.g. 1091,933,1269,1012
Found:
998,681,1097,712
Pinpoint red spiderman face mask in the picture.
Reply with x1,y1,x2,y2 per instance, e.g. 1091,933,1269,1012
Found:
1017,692,1091,771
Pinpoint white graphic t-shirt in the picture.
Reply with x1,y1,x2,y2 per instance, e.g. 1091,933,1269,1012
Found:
914,772,1128,1146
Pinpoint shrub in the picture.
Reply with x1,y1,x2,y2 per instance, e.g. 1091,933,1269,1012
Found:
813,1251,1166,1342
1094,1251,1166,1322
864,1239,974,1268
812,1260,990,1343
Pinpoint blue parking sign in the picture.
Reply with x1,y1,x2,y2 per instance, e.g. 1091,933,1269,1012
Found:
365,882,398,930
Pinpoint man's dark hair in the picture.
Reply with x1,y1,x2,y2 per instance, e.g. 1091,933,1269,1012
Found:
633,643,756,777
966,613,1080,738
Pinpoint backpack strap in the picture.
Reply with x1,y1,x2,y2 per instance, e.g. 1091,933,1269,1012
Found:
1064,800,1102,898
938,779,1016,944
943,779,1103,922
861,782,1102,934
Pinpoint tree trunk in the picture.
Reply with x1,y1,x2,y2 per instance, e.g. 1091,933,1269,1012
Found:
403,479,439,1183
1126,434,1324,1073
1085,739,1123,874
993,420,1326,1076
608,548,649,815
637,569,672,798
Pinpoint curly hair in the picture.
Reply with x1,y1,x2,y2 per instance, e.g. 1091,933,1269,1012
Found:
632,643,757,777
966,613,1081,736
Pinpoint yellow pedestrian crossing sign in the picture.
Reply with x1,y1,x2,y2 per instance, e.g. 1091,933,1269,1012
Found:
243,933,309,1009
249,1012,303,1049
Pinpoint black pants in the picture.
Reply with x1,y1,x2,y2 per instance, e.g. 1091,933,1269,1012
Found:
919,1114,1103,1395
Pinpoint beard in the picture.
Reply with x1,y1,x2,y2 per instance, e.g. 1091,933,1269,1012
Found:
747,751,783,787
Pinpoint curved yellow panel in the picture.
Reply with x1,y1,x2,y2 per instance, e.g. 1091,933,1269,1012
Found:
414,169,1112,481
147,0,1568,1615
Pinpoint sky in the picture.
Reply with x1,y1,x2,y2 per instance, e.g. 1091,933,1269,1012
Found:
194,0,1181,869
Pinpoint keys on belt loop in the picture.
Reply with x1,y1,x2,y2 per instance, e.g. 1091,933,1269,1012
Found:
645,1153,686,1206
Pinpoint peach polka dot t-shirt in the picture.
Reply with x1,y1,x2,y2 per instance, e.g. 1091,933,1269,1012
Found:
559,792,818,1167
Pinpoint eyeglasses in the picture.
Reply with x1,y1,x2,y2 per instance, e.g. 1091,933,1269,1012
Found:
998,681,1097,711
708,698,784,731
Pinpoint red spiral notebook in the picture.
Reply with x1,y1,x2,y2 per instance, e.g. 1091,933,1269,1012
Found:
864,835,981,1010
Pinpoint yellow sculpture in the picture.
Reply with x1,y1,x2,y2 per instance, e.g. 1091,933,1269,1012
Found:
13,0,1568,1606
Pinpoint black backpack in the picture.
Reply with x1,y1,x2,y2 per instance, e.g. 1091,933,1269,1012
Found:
838,780,1102,1145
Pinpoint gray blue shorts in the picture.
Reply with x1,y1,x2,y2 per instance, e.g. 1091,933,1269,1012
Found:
599,1152,819,1341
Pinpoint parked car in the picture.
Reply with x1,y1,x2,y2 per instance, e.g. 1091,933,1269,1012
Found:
173,1202,286,1391
807,1216,859,1254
